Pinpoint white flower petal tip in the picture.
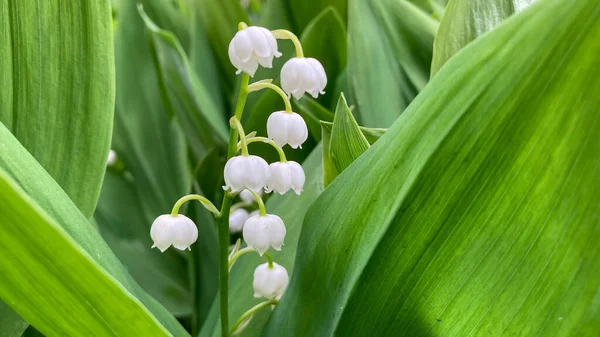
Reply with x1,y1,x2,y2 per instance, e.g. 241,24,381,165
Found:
107,150,117,166
224,155,270,193
243,214,286,255
266,111,308,149
280,57,327,99
229,208,250,233
240,188,262,204
150,214,198,252
253,262,289,300
266,161,305,195
228,26,281,77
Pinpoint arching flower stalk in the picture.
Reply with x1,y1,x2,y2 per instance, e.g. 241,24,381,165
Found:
150,22,327,337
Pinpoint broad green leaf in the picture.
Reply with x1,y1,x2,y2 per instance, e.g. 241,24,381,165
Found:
138,0,191,50
285,0,347,34
194,0,248,95
300,7,347,107
139,5,228,159
329,94,370,176
0,125,188,336
200,146,325,337
348,0,438,127
0,0,114,219
431,0,535,75
410,0,447,18
265,1,600,336
113,0,190,222
0,170,171,337
95,170,192,316
0,302,27,337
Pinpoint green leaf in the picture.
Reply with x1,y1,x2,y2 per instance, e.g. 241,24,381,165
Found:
95,170,192,316
348,0,438,127
0,125,188,336
431,0,535,75
300,7,348,107
0,0,114,219
265,1,600,336
199,146,325,337
285,0,347,34
0,302,27,337
320,123,339,187
329,94,370,176
139,4,228,158
113,0,191,221
321,122,387,145
194,0,248,95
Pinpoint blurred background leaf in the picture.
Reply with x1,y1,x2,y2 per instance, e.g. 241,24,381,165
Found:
264,1,600,336
431,0,536,75
348,0,438,127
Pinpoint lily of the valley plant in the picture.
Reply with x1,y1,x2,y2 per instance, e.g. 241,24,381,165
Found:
150,22,324,337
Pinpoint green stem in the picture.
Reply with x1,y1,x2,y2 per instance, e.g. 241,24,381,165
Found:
228,247,256,271
271,29,304,57
263,252,274,268
230,117,249,156
240,137,287,162
171,194,219,216
217,72,251,337
217,193,234,337
247,82,292,112
230,300,279,336
227,73,250,158
249,190,267,216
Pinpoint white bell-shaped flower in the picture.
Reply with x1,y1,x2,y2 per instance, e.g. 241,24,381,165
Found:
280,57,327,99
150,214,198,252
253,262,289,300
229,208,249,233
266,111,308,149
224,155,270,193
240,188,262,204
228,26,282,77
243,214,286,255
266,161,305,195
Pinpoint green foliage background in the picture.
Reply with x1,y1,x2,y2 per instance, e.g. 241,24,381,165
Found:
0,0,598,336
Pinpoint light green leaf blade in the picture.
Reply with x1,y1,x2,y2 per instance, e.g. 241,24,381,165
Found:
0,125,188,336
199,146,325,337
329,94,370,176
0,169,172,337
300,7,347,108
431,0,535,75
265,1,600,336
321,122,387,146
293,97,335,140
139,5,228,158
0,0,114,219
320,123,339,187
348,0,438,127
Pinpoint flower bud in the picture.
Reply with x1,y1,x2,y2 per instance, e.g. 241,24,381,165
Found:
243,214,286,255
228,26,282,77
266,161,305,195
266,111,308,149
280,57,327,99
229,208,249,233
107,149,117,166
253,262,289,300
150,214,198,252
224,155,270,193
240,188,262,203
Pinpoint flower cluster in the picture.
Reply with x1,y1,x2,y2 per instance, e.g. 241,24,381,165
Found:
150,22,326,336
